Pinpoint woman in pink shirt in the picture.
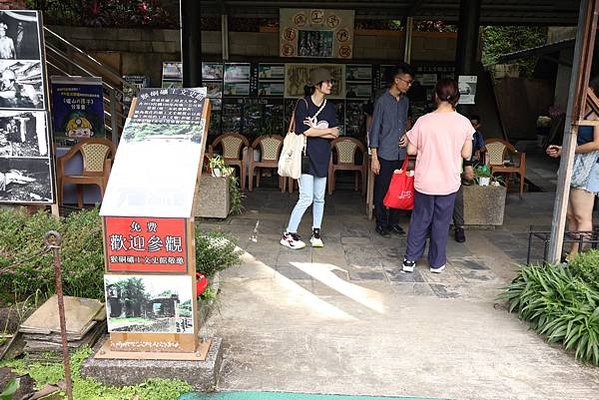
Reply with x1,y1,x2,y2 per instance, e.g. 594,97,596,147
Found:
402,79,474,274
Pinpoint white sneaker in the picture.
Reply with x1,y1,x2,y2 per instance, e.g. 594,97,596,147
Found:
402,258,415,273
310,228,324,248
280,231,306,249
430,264,446,273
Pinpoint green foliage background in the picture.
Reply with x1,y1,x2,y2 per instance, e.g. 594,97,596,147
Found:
481,26,548,76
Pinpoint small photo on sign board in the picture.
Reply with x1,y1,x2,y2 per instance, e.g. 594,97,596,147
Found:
104,274,194,334
0,110,47,157
104,216,188,273
0,60,44,109
0,10,41,61
258,64,285,80
0,157,52,203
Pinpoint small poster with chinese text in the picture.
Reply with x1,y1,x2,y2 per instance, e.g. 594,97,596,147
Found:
50,76,105,145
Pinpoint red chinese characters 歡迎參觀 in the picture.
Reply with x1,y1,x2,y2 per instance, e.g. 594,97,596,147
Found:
103,216,188,273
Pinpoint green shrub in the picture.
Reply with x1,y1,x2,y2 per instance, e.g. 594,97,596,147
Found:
1,346,192,399
568,250,599,289
502,264,599,365
0,208,242,303
195,231,242,277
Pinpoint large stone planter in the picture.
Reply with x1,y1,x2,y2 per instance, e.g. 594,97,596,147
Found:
196,174,230,219
463,184,506,226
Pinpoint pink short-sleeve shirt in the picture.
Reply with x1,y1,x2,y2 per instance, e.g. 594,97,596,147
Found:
406,111,474,195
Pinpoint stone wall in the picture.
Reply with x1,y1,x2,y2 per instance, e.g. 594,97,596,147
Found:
47,26,459,86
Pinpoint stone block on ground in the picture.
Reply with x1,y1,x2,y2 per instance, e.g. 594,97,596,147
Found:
81,337,223,391
196,175,230,219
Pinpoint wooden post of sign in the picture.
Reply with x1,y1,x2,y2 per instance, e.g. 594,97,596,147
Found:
98,94,213,360
547,0,598,263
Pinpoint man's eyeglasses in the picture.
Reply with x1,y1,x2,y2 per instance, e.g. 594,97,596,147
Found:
397,77,414,86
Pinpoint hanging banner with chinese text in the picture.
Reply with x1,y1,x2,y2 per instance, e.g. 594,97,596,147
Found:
279,9,355,59
50,76,105,146
104,216,188,273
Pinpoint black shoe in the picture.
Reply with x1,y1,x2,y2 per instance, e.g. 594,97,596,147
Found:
389,224,405,235
454,227,466,243
375,225,391,238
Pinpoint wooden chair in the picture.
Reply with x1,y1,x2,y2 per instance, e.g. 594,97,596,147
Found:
483,138,526,198
328,137,367,195
248,135,286,192
209,133,250,190
57,138,116,208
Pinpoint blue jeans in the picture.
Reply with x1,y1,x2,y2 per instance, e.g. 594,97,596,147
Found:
286,174,327,233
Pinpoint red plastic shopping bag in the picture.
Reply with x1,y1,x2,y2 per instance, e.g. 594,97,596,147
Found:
383,157,414,210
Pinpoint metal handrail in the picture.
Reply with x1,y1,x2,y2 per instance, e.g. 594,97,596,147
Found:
43,26,139,96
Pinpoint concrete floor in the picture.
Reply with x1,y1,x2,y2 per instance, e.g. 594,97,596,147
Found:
199,153,599,400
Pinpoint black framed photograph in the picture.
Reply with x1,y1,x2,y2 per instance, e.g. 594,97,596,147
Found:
0,10,41,60
0,157,52,203
0,110,47,157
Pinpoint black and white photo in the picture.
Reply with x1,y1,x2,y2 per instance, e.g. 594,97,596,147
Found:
0,157,52,203
0,10,40,60
0,110,47,157
0,60,44,109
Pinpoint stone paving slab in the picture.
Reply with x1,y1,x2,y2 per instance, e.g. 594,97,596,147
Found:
202,187,599,399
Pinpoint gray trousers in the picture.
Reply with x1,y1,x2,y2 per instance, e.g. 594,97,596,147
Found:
452,184,464,228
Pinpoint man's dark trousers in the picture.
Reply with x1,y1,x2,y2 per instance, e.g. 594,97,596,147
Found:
374,157,404,228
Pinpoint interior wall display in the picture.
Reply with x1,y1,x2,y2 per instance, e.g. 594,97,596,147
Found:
346,65,372,81
202,62,223,80
280,9,355,59
345,83,372,99
284,63,345,99
224,63,251,82
161,61,183,88
0,10,41,60
206,81,222,98
224,82,250,96
0,60,44,108
345,100,367,137
0,110,47,157
418,73,438,86
458,75,477,105
51,76,105,145
259,64,285,80
222,99,243,133
258,82,284,97
0,10,53,205
104,274,193,334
